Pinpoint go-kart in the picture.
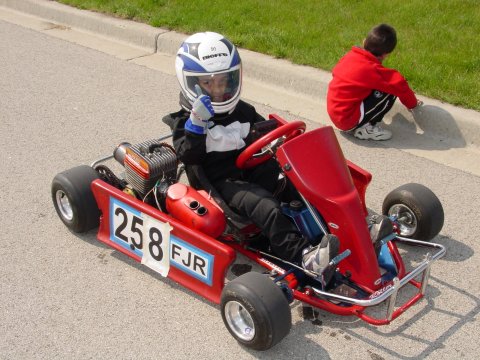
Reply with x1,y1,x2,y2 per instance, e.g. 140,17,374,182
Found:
51,114,446,350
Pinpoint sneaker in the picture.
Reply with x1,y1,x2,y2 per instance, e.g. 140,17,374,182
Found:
369,215,394,255
354,124,392,140
302,234,340,284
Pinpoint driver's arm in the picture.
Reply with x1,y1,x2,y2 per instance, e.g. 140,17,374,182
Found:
164,111,208,165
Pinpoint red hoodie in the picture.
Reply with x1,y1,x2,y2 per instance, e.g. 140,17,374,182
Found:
327,47,418,130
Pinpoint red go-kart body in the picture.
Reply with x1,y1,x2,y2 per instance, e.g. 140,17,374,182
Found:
52,114,445,350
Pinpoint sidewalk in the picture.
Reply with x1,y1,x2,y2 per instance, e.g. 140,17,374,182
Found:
1,0,479,176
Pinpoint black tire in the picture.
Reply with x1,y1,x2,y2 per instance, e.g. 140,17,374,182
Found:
382,183,444,241
220,272,291,351
51,165,101,233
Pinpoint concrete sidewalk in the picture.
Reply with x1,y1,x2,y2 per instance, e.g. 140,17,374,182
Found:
2,0,479,176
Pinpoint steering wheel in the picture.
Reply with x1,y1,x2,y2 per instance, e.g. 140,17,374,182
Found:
236,121,306,169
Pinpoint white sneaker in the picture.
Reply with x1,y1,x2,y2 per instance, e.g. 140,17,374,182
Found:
354,124,392,140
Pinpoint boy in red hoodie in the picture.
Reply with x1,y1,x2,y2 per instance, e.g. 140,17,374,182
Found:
327,24,423,140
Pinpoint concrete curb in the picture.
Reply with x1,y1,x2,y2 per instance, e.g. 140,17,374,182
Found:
2,0,479,151
0,0,165,50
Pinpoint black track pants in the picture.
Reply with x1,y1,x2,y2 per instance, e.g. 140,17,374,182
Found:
356,90,397,129
214,161,309,262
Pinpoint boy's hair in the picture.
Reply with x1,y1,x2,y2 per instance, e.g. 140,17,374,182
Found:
364,24,397,56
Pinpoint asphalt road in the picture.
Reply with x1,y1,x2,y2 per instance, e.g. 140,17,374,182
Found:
1,19,479,360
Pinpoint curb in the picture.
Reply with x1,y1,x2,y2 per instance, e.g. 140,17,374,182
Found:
2,0,479,151
0,0,164,50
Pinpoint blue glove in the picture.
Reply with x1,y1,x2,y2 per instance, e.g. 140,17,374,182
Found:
185,85,215,135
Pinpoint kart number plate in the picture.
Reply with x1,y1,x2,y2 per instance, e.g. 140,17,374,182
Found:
110,198,172,276
109,198,214,285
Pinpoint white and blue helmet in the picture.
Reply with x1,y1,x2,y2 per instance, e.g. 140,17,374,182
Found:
175,32,242,114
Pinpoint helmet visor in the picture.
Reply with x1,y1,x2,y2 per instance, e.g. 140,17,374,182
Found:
184,65,241,106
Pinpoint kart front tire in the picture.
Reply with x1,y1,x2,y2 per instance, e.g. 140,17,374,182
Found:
220,272,291,351
51,165,100,233
382,183,444,241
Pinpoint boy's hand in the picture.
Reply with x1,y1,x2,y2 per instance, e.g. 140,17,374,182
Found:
409,100,424,113
186,85,215,134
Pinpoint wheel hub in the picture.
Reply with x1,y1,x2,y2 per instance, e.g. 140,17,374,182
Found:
224,300,255,341
55,190,73,221
388,204,417,236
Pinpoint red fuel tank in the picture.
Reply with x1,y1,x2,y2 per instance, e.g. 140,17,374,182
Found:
166,183,226,238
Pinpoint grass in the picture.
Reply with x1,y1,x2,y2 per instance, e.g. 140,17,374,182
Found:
57,0,480,111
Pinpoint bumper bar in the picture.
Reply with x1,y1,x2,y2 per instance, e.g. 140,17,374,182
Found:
309,237,446,322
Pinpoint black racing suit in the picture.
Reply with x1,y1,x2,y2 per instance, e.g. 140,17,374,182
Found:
163,97,309,262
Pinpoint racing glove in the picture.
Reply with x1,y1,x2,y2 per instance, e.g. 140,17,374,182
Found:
185,85,215,135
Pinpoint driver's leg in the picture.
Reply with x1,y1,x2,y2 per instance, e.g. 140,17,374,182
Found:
245,158,300,202
215,179,340,283
243,157,280,193
215,179,309,262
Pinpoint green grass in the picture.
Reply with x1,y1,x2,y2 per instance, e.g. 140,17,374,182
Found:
57,0,480,111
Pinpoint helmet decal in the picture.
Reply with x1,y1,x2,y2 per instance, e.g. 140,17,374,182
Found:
179,54,207,72
230,49,241,67
183,42,200,60
220,38,233,53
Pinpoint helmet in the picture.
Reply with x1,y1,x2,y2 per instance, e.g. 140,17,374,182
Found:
175,32,242,114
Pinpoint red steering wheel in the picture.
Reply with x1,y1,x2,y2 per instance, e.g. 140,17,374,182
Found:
236,120,306,169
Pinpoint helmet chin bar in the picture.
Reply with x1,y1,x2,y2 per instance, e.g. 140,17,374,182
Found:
211,93,242,115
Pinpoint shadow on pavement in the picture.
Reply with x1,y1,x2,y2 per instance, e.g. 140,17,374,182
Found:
298,272,479,359
295,229,477,359
433,234,473,262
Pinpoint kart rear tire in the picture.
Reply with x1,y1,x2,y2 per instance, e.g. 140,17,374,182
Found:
51,165,100,233
220,272,291,351
382,183,444,241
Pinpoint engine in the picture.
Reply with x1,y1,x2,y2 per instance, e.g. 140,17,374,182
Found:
114,139,178,197
112,140,225,237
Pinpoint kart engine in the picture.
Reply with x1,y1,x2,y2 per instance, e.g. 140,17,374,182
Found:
114,139,178,197
113,140,226,237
